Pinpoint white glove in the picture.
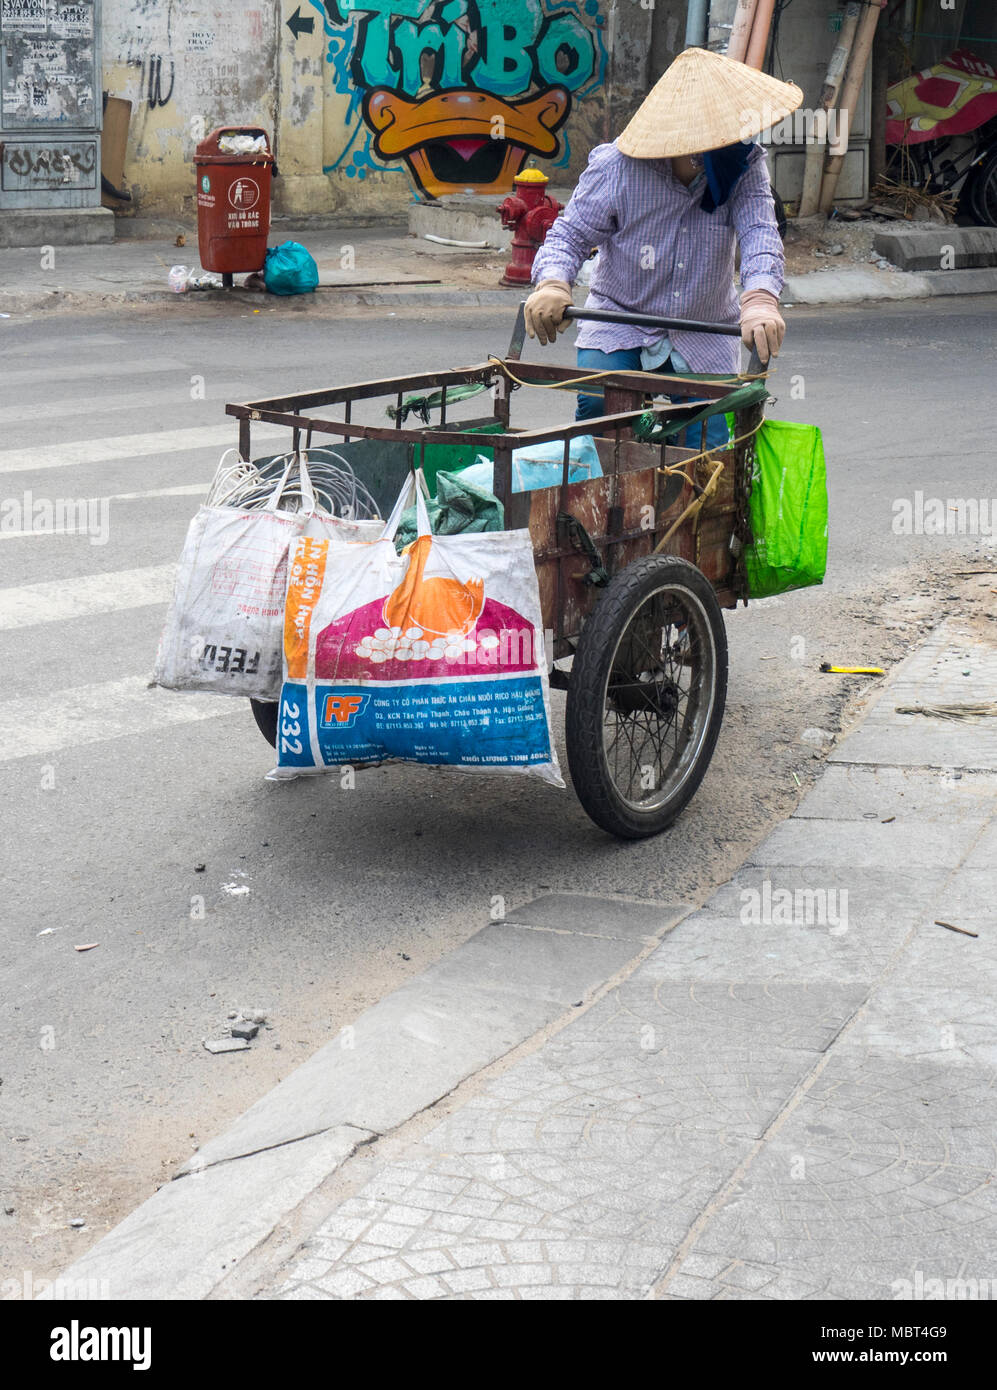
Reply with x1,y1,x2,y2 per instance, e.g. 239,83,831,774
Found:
524,279,573,346
740,288,786,364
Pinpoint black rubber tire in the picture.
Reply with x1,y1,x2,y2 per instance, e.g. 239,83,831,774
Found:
565,555,728,840
250,698,278,747
969,150,997,227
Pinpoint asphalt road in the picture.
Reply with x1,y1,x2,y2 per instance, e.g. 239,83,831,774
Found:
1,293,994,1282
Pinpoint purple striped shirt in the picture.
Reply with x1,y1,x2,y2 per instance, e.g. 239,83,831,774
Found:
531,141,784,374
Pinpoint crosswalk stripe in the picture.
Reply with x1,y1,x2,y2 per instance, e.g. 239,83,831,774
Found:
0,422,287,475
0,564,175,629
0,484,209,538
0,356,188,387
0,675,242,762
0,382,253,427
108,484,208,501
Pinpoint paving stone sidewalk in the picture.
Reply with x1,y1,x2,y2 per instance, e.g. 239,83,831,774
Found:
262,619,997,1301
0,222,516,314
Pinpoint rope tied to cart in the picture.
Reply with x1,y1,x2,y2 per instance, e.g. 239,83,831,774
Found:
383,359,771,434
650,415,768,553
485,355,771,396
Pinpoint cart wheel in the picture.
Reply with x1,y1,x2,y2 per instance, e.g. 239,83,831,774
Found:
565,555,727,840
250,698,278,747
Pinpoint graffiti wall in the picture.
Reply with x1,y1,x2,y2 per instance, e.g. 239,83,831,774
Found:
99,0,620,215
311,0,607,199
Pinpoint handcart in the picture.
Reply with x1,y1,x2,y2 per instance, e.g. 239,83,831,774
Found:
228,305,769,839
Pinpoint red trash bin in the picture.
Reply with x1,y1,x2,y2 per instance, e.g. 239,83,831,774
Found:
195,127,274,284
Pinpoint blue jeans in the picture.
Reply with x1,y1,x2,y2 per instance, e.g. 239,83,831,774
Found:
574,347,730,451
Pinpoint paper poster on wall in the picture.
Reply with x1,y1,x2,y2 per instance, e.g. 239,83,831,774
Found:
52,3,94,39
1,0,49,34
1,0,96,129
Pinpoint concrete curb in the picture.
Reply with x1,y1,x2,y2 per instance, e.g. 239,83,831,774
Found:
56,896,691,1300
0,207,114,250
406,190,572,248
3,268,996,318
872,225,997,272
0,285,523,316
783,265,997,305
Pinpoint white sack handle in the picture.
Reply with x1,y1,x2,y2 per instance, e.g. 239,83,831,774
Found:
264,452,318,519
263,455,299,513
414,467,432,538
295,451,318,519
380,469,432,543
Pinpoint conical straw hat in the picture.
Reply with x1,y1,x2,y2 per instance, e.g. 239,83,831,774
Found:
617,47,803,159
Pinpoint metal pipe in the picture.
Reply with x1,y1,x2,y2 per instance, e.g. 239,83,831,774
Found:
819,1,886,213
870,14,890,188
685,0,710,49
604,0,618,144
798,1,863,217
744,0,777,70
726,0,757,62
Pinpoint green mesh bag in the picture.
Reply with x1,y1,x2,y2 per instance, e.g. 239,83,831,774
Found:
394,469,503,552
744,419,828,599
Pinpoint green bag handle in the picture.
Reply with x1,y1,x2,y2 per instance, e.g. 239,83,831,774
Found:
634,378,769,444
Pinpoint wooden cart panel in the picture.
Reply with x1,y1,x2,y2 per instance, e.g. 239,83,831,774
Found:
523,436,744,655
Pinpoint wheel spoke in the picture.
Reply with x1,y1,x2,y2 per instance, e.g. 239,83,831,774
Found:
598,583,715,810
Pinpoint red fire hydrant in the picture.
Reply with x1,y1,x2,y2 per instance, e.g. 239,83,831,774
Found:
497,169,562,287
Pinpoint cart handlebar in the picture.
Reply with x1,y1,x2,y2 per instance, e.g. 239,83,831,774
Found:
561,306,742,337
507,300,759,374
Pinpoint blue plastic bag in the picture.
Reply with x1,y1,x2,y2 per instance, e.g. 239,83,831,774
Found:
264,241,319,296
457,435,602,494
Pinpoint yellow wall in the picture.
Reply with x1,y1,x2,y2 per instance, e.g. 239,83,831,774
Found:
103,0,614,215
103,1,279,214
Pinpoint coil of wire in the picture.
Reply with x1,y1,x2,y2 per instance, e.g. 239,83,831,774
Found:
206,447,380,520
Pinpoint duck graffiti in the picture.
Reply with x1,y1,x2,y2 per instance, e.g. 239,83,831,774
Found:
312,0,606,197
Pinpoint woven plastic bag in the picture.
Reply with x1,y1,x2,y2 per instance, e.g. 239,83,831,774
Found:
270,471,564,785
744,419,828,599
154,454,379,699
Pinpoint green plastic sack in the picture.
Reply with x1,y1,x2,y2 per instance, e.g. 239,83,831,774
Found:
264,241,319,296
394,469,503,552
744,419,828,599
